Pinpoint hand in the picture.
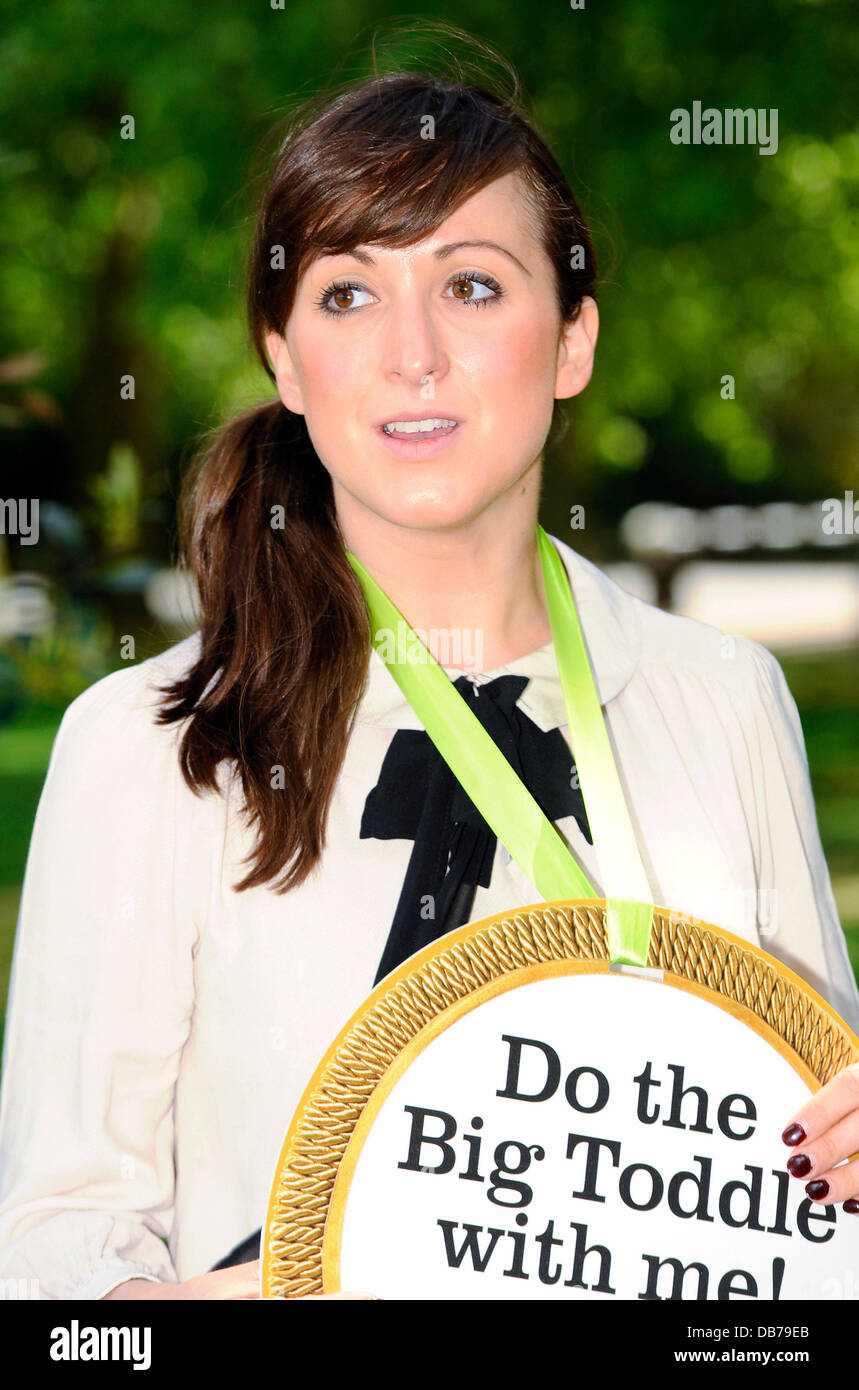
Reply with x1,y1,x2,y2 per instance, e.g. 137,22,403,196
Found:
782,1062,859,1212
104,1260,261,1300
103,1259,375,1300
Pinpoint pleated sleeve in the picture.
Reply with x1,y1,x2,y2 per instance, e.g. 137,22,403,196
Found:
0,659,201,1299
732,636,859,1034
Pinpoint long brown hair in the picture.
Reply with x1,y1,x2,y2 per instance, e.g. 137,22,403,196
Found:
157,34,599,894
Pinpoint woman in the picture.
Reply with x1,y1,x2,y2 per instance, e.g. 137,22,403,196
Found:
1,59,857,1304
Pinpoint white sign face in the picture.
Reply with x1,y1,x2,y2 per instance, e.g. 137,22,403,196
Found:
332,973,858,1300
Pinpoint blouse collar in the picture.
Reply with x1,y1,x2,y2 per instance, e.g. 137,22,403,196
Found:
355,532,642,733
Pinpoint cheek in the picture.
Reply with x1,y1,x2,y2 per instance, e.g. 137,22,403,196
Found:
285,323,368,412
466,311,557,399
296,340,355,404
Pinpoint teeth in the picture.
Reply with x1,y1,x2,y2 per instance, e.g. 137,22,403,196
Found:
382,418,457,435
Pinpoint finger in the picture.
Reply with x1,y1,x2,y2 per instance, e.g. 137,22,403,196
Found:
208,1259,261,1300
781,1063,859,1147
783,1110,859,1186
795,1154,859,1209
233,1260,261,1299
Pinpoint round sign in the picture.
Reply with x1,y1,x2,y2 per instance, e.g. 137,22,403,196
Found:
262,901,859,1301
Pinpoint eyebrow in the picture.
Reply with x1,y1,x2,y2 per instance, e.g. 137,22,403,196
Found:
320,239,532,277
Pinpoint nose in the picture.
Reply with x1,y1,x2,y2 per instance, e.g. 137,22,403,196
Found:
381,291,449,389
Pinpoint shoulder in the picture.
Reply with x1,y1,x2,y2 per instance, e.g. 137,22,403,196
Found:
605,570,800,755
632,589,780,700
554,535,787,709
52,632,203,763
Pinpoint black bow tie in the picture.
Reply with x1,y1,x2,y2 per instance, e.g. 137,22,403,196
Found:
361,673,592,984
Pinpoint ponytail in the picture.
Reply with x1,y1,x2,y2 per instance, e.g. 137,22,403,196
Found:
157,400,370,892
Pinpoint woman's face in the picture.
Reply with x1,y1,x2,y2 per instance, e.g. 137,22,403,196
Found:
266,171,598,535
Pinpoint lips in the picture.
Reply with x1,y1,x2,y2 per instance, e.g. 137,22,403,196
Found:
381,417,458,437
374,412,462,457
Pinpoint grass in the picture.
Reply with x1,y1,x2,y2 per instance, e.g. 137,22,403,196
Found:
780,652,859,979
0,652,857,1066
0,706,68,1062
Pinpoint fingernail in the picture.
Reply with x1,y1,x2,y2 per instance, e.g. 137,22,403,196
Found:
843,1199,859,1214
782,1123,806,1146
787,1153,812,1177
806,1179,830,1201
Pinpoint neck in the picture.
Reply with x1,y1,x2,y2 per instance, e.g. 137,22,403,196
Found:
336,492,553,674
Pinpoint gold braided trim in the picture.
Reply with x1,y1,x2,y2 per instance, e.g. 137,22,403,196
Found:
262,900,859,1299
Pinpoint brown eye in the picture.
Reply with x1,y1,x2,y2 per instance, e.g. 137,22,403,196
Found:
444,273,501,307
317,282,373,315
450,279,474,301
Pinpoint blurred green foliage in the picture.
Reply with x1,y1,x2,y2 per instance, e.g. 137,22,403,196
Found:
3,603,112,703
2,0,858,547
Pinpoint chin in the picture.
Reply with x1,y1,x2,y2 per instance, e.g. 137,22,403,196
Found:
335,464,528,533
376,492,500,532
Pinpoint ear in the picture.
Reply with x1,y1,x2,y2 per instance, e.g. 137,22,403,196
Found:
264,329,305,415
554,296,599,400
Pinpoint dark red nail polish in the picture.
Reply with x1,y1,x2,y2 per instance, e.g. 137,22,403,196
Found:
806,1179,830,1201
782,1123,806,1146
843,1199,859,1214
787,1153,812,1178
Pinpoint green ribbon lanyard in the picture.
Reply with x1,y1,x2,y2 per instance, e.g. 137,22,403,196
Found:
346,524,654,967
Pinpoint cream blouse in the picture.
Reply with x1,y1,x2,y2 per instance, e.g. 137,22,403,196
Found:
0,532,856,1300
